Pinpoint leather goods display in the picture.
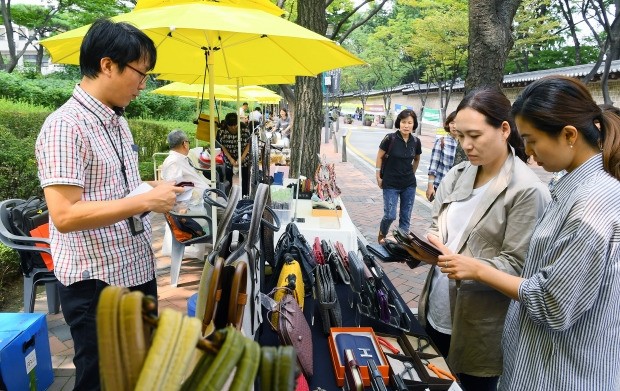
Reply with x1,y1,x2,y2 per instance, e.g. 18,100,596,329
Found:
273,222,317,295
346,256,413,332
274,291,314,377
314,263,343,335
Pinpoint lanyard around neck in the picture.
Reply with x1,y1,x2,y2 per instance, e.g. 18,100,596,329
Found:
73,95,129,191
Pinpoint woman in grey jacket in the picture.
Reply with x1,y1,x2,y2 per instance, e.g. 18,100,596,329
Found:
410,88,551,391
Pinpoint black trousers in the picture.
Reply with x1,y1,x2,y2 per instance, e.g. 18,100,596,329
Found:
58,277,157,391
426,324,499,391
224,164,251,197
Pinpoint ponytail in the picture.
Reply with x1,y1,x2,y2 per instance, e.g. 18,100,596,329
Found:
601,110,620,180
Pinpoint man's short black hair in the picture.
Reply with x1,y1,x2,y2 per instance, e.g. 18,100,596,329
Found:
80,19,157,78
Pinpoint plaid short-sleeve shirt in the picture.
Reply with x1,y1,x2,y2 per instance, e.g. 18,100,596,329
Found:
35,85,155,287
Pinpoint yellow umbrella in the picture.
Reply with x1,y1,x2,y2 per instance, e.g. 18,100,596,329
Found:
156,73,295,86
151,82,282,103
134,0,285,17
39,3,363,77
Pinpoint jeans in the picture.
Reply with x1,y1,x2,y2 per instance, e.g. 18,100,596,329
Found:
59,277,158,391
380,185,416,236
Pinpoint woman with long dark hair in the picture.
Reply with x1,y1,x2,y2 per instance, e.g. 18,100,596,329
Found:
438,76,620,390
408,88,550,391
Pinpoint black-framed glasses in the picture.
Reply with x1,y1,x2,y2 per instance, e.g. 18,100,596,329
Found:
125,63,149,84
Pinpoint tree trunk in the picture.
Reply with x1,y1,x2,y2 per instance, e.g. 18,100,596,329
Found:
290,0,327,179
465,0,522,93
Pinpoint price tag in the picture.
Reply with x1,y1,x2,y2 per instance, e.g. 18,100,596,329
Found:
25,349,37,374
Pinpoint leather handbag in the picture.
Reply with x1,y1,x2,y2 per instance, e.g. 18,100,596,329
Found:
275,291,314,378
270,256,305,329
313,264,342,335
203,183,271,335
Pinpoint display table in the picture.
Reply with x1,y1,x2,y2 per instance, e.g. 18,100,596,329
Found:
272,198,358,253
259,271,427,391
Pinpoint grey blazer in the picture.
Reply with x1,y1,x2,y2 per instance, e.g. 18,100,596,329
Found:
418,148,551,377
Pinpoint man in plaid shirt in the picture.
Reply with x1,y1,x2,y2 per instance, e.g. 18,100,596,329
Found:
35,19,182,390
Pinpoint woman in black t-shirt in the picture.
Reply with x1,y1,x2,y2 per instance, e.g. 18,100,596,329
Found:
375,109,422,243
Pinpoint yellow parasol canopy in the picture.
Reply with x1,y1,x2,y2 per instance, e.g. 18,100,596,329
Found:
39,3,364,78
156,73,295,86
133,0,285,16
152,82,282,103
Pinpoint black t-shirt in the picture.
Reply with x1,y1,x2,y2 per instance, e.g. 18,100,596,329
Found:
379,131,422,189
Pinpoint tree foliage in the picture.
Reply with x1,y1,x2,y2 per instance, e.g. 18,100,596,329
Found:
0,0,128,72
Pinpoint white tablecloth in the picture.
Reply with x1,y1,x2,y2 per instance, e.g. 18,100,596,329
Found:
273,198,357,253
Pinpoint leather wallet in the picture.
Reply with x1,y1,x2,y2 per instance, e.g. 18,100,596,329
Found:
366,243,399,262
277,293,314,377
335,333,382,367
314,264,343,335
327,240,351,285
344,349,364,391
347,251,366,294
358,238,384,279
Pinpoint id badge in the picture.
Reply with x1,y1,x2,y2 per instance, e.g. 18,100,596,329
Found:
128,215,144,235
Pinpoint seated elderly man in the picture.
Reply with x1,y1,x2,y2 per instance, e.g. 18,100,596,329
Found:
161,130,211,198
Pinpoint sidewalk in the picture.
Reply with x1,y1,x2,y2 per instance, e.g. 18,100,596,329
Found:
38,118,552,389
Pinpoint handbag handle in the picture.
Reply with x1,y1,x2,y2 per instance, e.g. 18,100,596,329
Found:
202,187,228,209
211,185,242,250
232,201,281,232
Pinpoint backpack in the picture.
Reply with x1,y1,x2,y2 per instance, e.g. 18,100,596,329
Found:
8,197,49,273
273,222,316,296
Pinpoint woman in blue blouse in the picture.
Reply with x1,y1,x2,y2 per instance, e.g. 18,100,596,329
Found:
436,76,620,390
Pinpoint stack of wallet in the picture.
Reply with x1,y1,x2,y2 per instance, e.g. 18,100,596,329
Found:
393,229,441,259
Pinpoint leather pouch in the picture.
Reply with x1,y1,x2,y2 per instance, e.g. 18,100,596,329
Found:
314,264,343,335
313,237,325,265
276,292,314,377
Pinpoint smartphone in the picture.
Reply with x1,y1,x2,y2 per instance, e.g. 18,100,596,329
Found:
175,181,194,188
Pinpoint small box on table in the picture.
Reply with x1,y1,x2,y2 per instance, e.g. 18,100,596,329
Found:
328,327,389,387
0,313,54,391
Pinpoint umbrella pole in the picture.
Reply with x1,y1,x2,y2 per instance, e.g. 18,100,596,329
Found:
208,51,217,244
237,79,242,196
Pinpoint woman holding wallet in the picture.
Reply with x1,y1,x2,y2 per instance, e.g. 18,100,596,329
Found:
436,76,620,390
408,88,550,391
